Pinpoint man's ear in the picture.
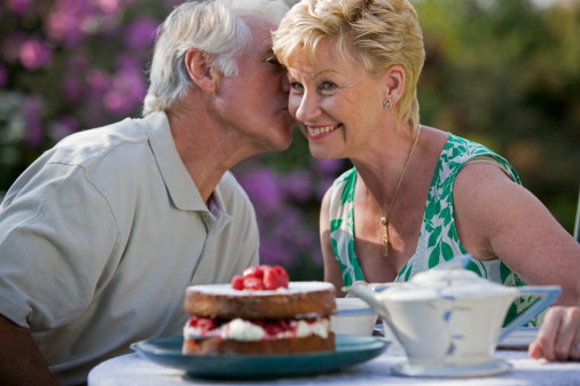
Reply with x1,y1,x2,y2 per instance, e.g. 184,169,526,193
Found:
184,48,220,93
382,64,406,104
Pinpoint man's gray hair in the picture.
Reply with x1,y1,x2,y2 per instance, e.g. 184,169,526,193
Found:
143,0,289,115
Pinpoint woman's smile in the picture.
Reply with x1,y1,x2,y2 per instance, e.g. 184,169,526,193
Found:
305,123,342,139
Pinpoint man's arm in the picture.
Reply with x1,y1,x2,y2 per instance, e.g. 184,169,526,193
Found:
0,314,59,386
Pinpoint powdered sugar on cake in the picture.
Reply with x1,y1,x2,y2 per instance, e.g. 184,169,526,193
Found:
187,282,334,297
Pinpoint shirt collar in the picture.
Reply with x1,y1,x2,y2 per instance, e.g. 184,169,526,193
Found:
142,112,214,213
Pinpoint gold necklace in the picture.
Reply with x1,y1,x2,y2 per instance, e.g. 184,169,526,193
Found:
366,125,422,256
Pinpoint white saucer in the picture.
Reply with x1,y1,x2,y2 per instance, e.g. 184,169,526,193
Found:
391,358,512,378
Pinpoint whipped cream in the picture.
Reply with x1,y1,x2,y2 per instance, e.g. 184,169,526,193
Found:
296,318,330,339
184,316,331,342
222,319,265,341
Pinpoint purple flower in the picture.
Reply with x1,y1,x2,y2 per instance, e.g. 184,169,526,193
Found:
0,65,7,88
19,38,52,70
282,168,312,202
237,167,284,217
310,157,345,176
259,239,295,267
2,33,28,64
88,70,110,91
316,176,336,201
125,17,158,49
163,0,182,9
271,208,301,241
60,55,89,100
103,58,147,115
94,0,122,14
309,248,324,266
50,115,78,141
7,0,33,16
45,1,91,47
23,97,44,148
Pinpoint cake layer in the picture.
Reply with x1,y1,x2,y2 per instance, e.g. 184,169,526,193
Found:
184,282,336,319
182,332,336,355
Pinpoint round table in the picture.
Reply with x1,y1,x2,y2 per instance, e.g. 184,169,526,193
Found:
88,346,580,386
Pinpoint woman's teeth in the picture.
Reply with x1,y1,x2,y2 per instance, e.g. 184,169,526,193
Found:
307,125,337,135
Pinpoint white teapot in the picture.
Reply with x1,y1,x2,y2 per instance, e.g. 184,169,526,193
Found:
348,258,560,369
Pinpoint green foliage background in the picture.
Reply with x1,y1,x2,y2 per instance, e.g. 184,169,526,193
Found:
416,0,579,233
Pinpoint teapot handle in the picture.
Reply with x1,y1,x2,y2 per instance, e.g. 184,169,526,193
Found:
499,285,561,341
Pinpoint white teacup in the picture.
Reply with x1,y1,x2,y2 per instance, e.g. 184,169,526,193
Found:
331,297,377,336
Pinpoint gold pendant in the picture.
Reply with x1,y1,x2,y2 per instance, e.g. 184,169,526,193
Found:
381,216,389,257
383,236,389,256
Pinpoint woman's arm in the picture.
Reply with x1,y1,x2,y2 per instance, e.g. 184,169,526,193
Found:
320,189,345,297
453,162,580,305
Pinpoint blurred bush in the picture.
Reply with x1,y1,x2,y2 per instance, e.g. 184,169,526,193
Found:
416,0,580,232
1,0,578,281
0,0,180,188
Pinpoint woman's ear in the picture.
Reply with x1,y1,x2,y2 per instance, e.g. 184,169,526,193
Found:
382,64,406,104
184,48,220,93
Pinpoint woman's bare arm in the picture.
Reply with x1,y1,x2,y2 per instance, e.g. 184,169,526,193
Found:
320,189,345,297
453,162,580,305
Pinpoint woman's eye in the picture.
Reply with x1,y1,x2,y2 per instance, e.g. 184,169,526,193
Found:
320,81,337,92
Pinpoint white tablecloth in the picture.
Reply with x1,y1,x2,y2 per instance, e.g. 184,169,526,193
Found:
88,347,580,386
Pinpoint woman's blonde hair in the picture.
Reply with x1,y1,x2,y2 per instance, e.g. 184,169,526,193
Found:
273,0,425,129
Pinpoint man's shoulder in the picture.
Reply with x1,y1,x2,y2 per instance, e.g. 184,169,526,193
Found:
1,115,162,209
53,117,151,167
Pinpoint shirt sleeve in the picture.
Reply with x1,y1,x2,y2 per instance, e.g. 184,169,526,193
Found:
0,163,118,331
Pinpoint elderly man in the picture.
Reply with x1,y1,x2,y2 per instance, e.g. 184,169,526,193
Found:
0,0,293,384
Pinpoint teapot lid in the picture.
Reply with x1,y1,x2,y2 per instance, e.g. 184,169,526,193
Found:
377,269,518,301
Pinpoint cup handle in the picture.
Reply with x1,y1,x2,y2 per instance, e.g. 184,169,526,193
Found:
499,285,561,341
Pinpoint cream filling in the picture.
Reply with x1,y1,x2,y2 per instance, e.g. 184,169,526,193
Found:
222,319,265,341
183,317,331,342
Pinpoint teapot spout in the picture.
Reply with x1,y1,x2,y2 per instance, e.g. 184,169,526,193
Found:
343,285,392,324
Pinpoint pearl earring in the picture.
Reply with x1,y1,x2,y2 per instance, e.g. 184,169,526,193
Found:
383,98,392,110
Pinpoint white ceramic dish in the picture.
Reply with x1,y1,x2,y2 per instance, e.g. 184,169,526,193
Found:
391,358,512,378
331,298,377,336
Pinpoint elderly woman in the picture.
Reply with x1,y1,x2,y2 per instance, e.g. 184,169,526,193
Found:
273,0,580,360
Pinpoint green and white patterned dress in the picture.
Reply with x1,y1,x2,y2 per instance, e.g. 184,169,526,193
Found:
327,133,537,325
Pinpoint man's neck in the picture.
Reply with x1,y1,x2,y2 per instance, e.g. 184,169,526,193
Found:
166,108,245,204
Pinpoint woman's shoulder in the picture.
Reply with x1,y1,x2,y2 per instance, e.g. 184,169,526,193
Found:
437,132,521,184
326,166,356,202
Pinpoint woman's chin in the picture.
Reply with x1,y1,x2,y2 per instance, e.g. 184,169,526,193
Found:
308,145,340,160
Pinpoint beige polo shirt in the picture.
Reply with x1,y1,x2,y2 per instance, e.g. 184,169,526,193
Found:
0,112,259,385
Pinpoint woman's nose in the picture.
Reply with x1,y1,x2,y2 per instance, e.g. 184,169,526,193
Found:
293,92,321,122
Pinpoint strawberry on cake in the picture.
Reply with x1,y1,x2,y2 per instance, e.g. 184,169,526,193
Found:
182,265,337,355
